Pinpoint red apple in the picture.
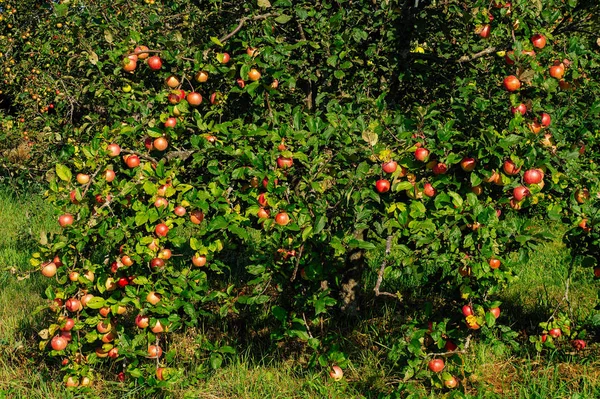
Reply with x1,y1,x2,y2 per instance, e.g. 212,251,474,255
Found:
550,64,565,79
460,157,476,172
65,298,81,313
531,34,546,49
165,75,179,88
219,52,230,64
415,147,429,162
153,137,168,151
136,314,149,329
147,55,162,70
51,335,68,351
489,258,501,269
146,291,161,305
277,156,293,169
541,113,551,128
571,339,586,351
248,68,261,81
257,208,270,219
187,92,202,106
382,161,397,173
275,212,290,226
155,223,169,237
192,255,207,267
549,328,561,338
444,376,458,389
479,24,491,38
164,117,177,128
174,206,186,216
375,179,391,193
125,154,140,168
462,305,473,317
195,71,208,83
150,258,165,269
503,75,521,91
428,359,445,373
58,214,74,227
190,210,204,224
329,365,344,381
489,307,500,318
511,103,527,115
423,183,436,197
432,163,448,175
513,186,530,201
104,169,116,182
41,262,57,277
147,345,162,358
134,45,149,59
523,169,543,184
503,160,520,175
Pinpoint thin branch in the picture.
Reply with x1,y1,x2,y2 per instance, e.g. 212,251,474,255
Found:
373,235,399,299
165,150,195,162
121,149,159,164
81,166,103,199
290,245,304,282
219,13,277,43
302,312,313,339
425,335,472,357
456,47,497,63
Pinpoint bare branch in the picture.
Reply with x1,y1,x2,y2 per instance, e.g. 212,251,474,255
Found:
374,235,400,299
219,13,277,43
456,47,497,63
290,245,304,282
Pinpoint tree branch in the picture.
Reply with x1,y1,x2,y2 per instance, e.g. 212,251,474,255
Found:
219,13,277,43
455,47,497,63
373,235,399,299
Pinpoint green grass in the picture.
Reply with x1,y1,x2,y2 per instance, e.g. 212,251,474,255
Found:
0,189,599,399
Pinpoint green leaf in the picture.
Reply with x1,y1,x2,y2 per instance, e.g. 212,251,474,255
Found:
210,37,224,47
135,212,149,226
275,14,292,24
210,353,223,369
86,296,105,309
56,164,72,182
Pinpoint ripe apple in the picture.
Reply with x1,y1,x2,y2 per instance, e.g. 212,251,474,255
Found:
136,314,149,329
460,157,476,172
219,52,230,64
192,255,207,267
83,270,94,282
571,339,586,351
503,75,521,91
104,169,116,182
108,347,119,359
247,47,258,57
190,210,204,224
237,78,246,88
432,163,448,175
158,249,172,260
155,223,169,237
165,75,180,88
65,298,81,312
489,307,500,318
489,258,501,269
102,332,116,343
122,57,137,72
375,179,391,193
275,212,290,226
81,293,94,307
423,183,436,197
445,340,458,351
99,306,110,317
541,113,551,128
117,277,129,288
513,186,530,201
121,255,134,267
248,68,261,81
107,143,121,157
428,359,444,373
270,79,279,89
529,121,542,134
164,117,177,128
150,258,165,269
156,367,166,381
444,376,458,389
41,262,57,277
523,169,543,184
154,197,168,208
575,188,590,204
157,184,170,197
51,335,68,351
462,305,473,317
147,55,162,70
97,321,112,334
503,160,520,175
382,161,397,173
257,208,270,219
125,154,140,168
479,24,491,38
472,185,483,195
170,206,186,218
415,147,429,162
511,103,527,115
258,193,268,207
153,137,168,151
329,365,344,381
195,71,208,83
134,45,149,59
146,291,161,305
76,173,90,185
58,214,74,227
505,50,515,65
65,376,79,388
187,92,202,106
549,64,565,79
549,328,561,338
277,156,293,169
531,34,546,49
151,320,165,334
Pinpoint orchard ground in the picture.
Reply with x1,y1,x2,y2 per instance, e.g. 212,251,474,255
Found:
0,188,598,399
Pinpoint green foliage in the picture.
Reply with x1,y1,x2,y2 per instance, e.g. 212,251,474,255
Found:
0,0,599,394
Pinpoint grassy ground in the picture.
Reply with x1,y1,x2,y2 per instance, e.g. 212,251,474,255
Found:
0,189,598,398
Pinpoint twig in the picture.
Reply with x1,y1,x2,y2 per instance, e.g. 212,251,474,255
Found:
373,235,399,299
81,166,103,198
165,150,195,162
219,13,277,43
289,245,304,282
121,149,159,164
425,335,472,357
302,313,313,339
456,47,497,63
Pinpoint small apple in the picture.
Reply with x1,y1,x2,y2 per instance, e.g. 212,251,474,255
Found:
423,183,436,197
257,208,270,219
155,223,169,237
134,45,149,59
96,321,112,334
104,169,116,182
375,179,391,193
329,365,344,381
511,103,527,115
523,169,543,185
503,75,521,91
541,113,551,128
147,55,162,70
136,314,149,329
444,376,458,389
41,262,57,277
503,160,520,175
150,258,165,269
428,359,444,373
531,34,546,49
153,137,168,151
51,335,68,351
571,339,586,351
489,307,500,318
65,298,81,313
432,163,448,175
247,47,258,57
248,68,261,81
146,291,161,305
165,75,180,88
549,64,565,79
489,258,501,269
164,117,177,128
276,156,293,169
125,154,140,168
65,376,79,388
154,197,168,208
151,320,165,333
460,157,476,172
219,52,230,64
415,147,429,162
382,160,397,173
549,328,561,338
80,293,94,307
187,92,202,106
479,24,491,38
462,305,473,317
58,214,74,227
275,212,290,226
192,255,207,267
513,186,530,201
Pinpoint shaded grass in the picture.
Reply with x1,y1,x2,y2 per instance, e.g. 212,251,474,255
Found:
0,189,599,398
